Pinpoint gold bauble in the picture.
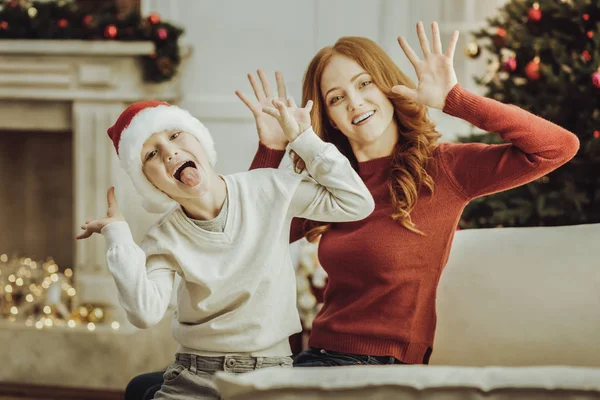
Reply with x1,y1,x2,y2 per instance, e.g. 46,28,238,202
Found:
464,41,481,59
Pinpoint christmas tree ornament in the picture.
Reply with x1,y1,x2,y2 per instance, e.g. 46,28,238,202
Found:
58,18,68,28
528,3,542,22
0,21,8,30
592,71,600,88
27,6,36,18
502,57,517,72
583,13,590,21
594,131,600,139
525,56,541,80
582,51,592,62
82,14,92,27
104,24,117,39
147,12,160,25
587,31,594,39
464,41,481,58
493,27,507,47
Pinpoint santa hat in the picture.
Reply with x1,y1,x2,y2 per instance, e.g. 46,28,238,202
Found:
107,100,217,214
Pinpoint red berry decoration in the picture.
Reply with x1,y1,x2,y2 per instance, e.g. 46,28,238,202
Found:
157,28,168,40
104,24,118,39
83,14,93,27
583,14,590,21
148,13,161,25
582,51,592,62
587,31,594,39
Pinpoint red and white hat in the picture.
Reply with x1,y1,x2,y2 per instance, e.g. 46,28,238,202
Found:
107,100,217,214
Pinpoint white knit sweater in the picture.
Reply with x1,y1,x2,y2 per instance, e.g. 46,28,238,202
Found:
101,128,374,356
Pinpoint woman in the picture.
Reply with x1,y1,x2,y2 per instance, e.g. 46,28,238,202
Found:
242,21,579,366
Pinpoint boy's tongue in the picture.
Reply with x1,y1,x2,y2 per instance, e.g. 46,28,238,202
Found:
180,167,200,187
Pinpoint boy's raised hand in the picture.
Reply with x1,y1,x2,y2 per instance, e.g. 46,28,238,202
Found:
76,187,124,240
261,98,313,143
236,70,290,150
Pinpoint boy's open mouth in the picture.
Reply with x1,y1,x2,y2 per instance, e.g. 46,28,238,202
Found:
173,161,197,184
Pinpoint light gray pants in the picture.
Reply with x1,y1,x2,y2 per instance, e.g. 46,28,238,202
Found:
153,353,293,400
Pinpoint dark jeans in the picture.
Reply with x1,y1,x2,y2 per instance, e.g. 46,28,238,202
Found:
293,347,406,367
125,371,164,400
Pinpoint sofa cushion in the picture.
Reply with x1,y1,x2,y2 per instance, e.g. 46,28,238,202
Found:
432,224,600,366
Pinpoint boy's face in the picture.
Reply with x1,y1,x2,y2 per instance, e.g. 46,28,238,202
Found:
141,129,213,201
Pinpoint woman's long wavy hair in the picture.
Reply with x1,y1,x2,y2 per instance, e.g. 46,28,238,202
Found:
296,36,441,242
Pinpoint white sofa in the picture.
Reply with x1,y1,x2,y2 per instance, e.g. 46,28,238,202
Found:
214,223,600,399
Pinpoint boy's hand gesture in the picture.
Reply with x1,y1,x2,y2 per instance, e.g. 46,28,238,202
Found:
261,98,313,143
236,70,290,150
76,187,124,240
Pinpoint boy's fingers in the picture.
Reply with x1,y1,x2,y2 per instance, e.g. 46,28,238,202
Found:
261,106,279,119
303,100,314,113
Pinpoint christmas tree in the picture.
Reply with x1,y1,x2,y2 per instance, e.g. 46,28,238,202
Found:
458,0,600,229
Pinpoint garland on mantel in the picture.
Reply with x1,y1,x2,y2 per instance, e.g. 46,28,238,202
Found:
0,0,184,83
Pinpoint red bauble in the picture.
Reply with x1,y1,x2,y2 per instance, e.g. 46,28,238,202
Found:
0,21,8,30
582,50,592,62
594,131,600,139
493,27,507,47
583,14,590,21
147,13,161,25
587,31,594,39
592,72,600,88
528,7,542,22
104,25,118,39
58,18,68,29
157,28,168,40
502,57,517,72
83,14,93,27
525,58,541,80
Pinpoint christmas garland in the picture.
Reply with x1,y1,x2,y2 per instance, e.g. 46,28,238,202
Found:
0,0,184,83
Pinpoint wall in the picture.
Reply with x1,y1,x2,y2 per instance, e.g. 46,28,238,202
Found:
143,0,508,176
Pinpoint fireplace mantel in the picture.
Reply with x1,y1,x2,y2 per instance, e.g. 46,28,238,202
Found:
0,39,191,327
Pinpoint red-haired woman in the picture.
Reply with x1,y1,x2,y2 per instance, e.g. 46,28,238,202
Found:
239,21,579,366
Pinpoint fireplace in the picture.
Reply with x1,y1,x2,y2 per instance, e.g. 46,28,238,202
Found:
0,127,73,268
0,39,187,389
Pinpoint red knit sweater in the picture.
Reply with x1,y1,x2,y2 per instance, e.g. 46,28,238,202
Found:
250,85,579,364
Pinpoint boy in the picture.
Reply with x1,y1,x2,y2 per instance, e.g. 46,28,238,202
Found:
76,98,374,399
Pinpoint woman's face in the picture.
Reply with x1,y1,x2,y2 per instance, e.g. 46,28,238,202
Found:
320,54,398,156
